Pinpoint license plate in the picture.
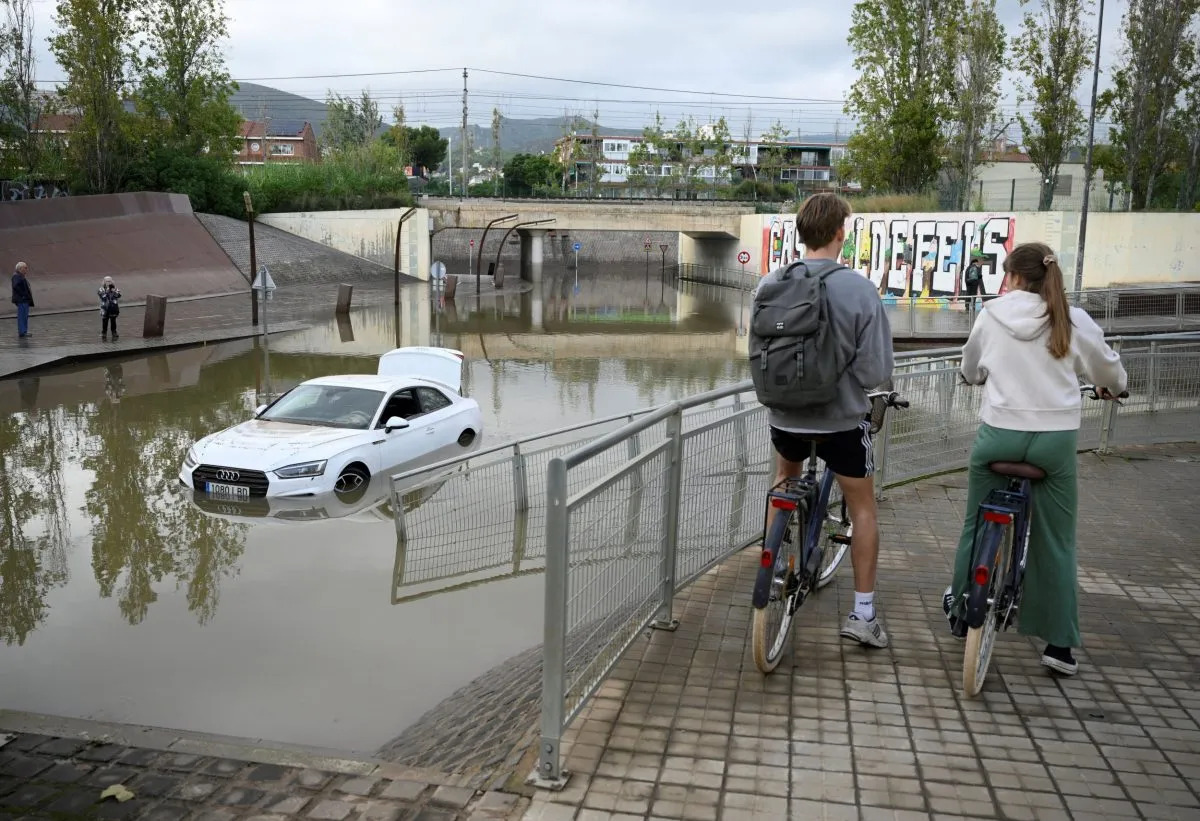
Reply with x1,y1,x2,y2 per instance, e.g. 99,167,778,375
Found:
206,482,250,499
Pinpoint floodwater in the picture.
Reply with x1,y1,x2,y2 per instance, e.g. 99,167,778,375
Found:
0,271,756,754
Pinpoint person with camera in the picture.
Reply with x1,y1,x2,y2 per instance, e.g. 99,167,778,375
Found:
98,276,121,340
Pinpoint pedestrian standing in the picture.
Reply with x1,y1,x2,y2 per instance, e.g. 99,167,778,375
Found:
98,276,121,339
11,261,34,338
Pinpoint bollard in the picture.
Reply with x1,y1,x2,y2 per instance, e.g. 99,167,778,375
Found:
336,283,353,316
444,274,458,300
494,261,505,289
143,294,167,338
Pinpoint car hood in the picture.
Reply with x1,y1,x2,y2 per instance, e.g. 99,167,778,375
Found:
194,420,368,469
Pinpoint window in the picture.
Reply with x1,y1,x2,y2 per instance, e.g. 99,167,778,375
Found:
260,385,384,429
800,151,819,166
378,389,422,426
417,387,452,412
270,143,294,156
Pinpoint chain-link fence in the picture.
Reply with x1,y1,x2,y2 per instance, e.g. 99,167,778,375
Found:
533,332,1200,787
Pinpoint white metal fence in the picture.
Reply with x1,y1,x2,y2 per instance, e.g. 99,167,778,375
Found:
531,332,1200,787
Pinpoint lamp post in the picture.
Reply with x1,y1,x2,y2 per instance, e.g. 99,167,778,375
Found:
1075,0,1105,297
243,191,259,326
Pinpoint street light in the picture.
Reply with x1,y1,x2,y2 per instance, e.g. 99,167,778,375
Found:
243,191,259,326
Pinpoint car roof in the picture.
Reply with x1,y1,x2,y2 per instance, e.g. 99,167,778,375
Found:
300,374,455,393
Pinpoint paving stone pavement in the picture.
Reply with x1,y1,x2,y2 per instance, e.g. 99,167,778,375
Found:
521,443,1200,820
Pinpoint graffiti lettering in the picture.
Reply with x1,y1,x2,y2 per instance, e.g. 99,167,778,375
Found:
762,212,1016,298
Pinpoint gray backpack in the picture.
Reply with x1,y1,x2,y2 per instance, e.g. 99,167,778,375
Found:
749,261,847,410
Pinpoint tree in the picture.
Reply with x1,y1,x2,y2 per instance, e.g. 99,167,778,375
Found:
844,0,962,193
1102,0,1199,210
1,0,50,180
627,112,665,197
1013,0,1094,210
130,0,240,155
324,89,382,153
386,104,409,163
50,0,140,193
407,124,447,174
946,0,1006,209
1178,38,1200,209
758,120,791,188
502,153,561,197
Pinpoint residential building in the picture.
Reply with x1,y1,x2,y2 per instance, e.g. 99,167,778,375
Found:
554,130,851,198
236,119,319,166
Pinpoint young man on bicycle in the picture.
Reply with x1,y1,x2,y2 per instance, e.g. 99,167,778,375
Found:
757,193,895,647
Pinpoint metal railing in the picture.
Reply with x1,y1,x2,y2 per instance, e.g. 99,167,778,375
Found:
531,332,1200,787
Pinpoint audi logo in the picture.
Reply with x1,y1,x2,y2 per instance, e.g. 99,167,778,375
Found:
215,469,241,482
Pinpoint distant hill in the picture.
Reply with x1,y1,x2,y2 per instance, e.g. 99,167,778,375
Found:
230,82,331,136
438,116,643,156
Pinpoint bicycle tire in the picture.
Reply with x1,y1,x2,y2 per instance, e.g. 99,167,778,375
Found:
962,519,1014,698
752,504,803,674
815,498,851,590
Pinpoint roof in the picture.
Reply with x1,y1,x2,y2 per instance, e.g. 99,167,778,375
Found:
239,119,313,139
300,374,454,393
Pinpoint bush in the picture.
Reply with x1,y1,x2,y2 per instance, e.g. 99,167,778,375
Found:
845,193,938,213
241,143,412,215
124,148,244,215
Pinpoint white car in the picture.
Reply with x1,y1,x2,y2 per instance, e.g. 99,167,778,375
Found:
179,347,483,500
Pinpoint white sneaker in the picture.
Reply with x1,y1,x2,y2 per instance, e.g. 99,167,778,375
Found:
840,613,889,648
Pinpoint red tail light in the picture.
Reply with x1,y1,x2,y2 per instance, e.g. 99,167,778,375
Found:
770,498,797,511
761,551,773,568
983,511,1012,524
974,565,990,585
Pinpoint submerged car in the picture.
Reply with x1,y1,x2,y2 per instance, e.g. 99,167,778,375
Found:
179,347,482,500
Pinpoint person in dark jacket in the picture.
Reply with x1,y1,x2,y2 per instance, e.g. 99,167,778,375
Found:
98,276,121,339
11,262,33,338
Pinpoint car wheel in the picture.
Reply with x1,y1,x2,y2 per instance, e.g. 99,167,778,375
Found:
334,463,370,502
457,429,476,447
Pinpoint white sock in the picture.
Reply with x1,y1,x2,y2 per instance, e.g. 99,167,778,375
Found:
853,591,875,621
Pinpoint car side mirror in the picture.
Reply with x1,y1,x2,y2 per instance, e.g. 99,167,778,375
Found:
255,405,267,416
384,416,409,433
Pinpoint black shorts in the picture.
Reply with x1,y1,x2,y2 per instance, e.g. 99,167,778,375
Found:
770,421,875,479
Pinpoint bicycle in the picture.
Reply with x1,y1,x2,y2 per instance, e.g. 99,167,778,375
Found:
957,384,1127,697
750,389,909,673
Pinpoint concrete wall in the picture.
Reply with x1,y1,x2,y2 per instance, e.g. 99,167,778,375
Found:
729,210,1200,292
419,197,748,236
432,228,679,272
259,208,431,281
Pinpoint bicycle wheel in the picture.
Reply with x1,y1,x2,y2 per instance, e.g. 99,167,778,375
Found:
815,498,851,590
962,519,1014,697
751,503,803,674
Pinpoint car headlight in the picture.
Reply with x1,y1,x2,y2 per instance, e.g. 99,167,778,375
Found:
183,447,198,469
273,460,327,479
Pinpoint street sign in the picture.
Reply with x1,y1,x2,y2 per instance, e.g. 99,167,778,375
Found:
573,241,582,252
644,241,652,251
431,261,447,280
252,265,276,292
737,250,751,265
469,239,475,247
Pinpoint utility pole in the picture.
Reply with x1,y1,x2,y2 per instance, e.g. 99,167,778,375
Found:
461,68,469,200
1075,0,1105,296
243,191,259,326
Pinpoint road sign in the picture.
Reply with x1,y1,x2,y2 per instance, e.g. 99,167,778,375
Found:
644,241,652,251
737,250,751,265
469,239,475,248
431,261,447,280
573,241,582,252
252,265,276,292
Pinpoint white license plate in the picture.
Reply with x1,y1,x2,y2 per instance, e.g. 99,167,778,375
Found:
206,482,250,499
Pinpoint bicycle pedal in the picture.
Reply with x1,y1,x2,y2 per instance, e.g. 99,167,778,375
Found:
829,534,852,545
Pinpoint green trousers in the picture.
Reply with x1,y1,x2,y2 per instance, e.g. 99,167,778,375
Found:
951,424,1081,648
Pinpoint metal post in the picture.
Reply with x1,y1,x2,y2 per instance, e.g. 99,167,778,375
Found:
531,457,571,789
654,409,683,631
391,475,409,544
1009,178,1016,211
626,414,643,490
908,294,916,339
394,207,417,306
874,404,894,502
1105,291,1115,332
1098,338,1123,454
1177,291,1185,330
1074,0,1105,296
244,192,259,327
732,393,748,470
1148,341,1158,414
512,442,529,513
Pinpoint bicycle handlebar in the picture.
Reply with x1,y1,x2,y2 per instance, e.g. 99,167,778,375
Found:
867,390,910,409
1080,385,1130,403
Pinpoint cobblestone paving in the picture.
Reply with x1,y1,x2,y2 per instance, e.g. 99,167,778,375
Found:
0,731,528,820
523,443,1200,820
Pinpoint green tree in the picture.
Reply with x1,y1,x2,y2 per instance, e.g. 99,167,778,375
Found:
50,0,140,193
844,0,961,193
1101,0,1199,210
491,107,502,195
386,103,409,162
627,112,665,197
758,120,791,188
1178,46,1200,209
502,153,561,197
946,0,1006,209
1013,0,1094,210
130,0,240,155
381,123,447,175
1,0,50,180
324,89,382,153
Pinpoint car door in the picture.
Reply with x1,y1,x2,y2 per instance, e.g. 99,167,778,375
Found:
414,386,461,459
374,387,429,474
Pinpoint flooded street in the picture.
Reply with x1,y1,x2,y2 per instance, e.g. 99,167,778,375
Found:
0,272,753,753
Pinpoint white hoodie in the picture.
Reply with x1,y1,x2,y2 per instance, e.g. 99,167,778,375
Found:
961,290,1128,432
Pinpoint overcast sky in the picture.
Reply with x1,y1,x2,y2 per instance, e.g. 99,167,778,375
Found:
28,0,1129,139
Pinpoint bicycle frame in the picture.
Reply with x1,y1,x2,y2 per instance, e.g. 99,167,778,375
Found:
964,479,1032,629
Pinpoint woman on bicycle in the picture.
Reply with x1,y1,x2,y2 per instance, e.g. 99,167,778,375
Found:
943,242,1127,676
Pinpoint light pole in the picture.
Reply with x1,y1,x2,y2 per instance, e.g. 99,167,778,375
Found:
1075,0,1105,296
243,191,259,326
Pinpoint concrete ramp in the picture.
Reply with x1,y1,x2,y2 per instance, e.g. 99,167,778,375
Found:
0,192,247,313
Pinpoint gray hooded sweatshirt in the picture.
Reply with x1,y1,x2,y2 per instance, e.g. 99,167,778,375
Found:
756,258,895,433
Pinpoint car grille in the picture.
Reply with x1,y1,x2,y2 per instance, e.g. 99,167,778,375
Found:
192,464,270,497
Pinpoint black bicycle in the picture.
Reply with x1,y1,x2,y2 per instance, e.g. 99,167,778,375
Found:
750,389,908,673
958,384,1127,696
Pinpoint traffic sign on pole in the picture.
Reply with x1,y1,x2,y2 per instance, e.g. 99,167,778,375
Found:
573,241,582,252
737,250,751,265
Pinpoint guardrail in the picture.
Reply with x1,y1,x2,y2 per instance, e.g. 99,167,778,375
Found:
530,332,1200,787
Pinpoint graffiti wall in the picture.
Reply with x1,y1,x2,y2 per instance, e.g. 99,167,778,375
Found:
761,212,1016,298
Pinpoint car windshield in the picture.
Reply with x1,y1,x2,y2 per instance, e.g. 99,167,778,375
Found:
259,385,384,429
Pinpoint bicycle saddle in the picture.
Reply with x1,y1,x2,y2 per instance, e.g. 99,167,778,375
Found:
988,461,1046,480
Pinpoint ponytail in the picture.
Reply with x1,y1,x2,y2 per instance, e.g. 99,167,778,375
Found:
1004,242,1074,359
